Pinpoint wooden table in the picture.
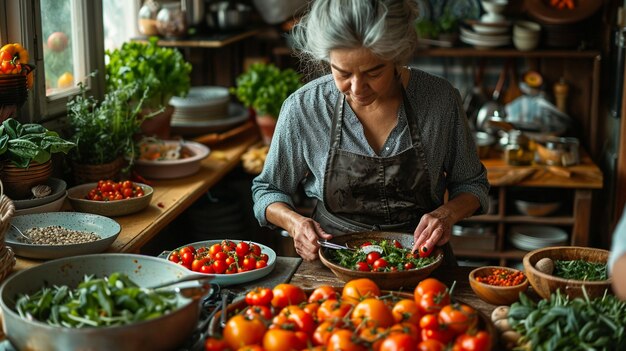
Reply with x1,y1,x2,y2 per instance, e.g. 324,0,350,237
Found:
14,127,261,271
290,260,498,318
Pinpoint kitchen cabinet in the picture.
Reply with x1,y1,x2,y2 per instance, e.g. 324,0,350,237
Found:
452,151,602,266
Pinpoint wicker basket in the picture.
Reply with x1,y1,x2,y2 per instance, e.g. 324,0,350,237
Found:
0,180,16,281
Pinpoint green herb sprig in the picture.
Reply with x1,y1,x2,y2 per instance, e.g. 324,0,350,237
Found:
553,259,608,281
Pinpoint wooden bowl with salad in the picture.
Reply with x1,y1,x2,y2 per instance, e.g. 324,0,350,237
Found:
523,246,612,299
319,231,443,290
132,138,210,179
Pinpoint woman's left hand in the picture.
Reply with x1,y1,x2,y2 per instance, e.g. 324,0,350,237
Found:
411,207,453,256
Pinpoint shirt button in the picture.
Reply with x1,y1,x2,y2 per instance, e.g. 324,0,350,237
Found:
386,147,390,151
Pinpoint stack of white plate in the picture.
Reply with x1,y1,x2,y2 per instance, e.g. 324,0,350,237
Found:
169,86,230,122
461,20,511,49
509,225,569,251
12,178,67,216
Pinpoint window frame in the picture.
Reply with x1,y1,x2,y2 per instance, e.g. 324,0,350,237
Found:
2,0,105,123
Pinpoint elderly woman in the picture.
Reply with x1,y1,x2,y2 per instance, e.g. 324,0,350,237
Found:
252,0,489,263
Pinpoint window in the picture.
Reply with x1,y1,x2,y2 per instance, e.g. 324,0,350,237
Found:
0,0,140,122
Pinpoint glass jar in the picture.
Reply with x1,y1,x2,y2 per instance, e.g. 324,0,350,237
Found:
156,2,187,38
138,0,161,36
504,130,534,166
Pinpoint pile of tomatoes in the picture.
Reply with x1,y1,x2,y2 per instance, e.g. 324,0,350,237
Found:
85,180,145,201
331,240,438,273
168,240,269,274
205,278,492,351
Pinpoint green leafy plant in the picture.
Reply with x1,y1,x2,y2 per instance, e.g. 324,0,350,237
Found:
105,37,192,109
231,63,302,118
0,118,75,168
415,8,459,38
66,78,154,166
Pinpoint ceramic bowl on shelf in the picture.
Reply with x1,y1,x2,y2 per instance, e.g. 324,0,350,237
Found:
523,246,612,299
319,231,443,290
514,200,561,217
11,177,67,210
14,191,67,216
133,140,210,179
67,182,153,217
469,265,529,305
509,225,568,251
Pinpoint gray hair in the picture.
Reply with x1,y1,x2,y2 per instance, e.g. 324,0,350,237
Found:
290,0,418,74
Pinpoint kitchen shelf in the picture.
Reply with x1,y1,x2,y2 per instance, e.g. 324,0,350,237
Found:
415,47,601,59
452,150,602,267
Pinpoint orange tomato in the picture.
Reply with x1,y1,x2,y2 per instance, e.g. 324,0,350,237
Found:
437,304,477,335
223,315,267,350
271,283,307,309
391,299,422,325
351,298,395,328
379,333,418,351
413,278,450,315
358,326,386,351
308,285,338,303
326,330,367,351
263,329,306,351
342,278,381,303
317,299,352,322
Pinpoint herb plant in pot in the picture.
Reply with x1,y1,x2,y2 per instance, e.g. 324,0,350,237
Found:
66,81,153,184
231,62,302,145
0,118,75,199
105,37,192,139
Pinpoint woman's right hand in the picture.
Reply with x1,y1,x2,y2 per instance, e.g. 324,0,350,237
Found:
289,218,332,261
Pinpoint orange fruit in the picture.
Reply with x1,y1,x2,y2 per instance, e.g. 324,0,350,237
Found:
57,72,73,89
523,71,543,88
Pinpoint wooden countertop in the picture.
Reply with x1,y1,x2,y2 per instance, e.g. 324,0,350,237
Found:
131,29,260,48
290,259,499,318
14,128,261,271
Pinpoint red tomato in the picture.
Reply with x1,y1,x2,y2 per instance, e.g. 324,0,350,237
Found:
168,252,180,263
372,258,388,272
245,287,273,306
256,260,268,269
245,305,273,321
213,260,227,274
204,336,228,351
181,251,194,266
355,261,370,271
200,264,214,274
250,244,262,256
236,241,250,256
419,245,434,258
192,258,208,272
209,243,222,256
275,305,315,335
452,330,491,351
243,256,257,270
308,285,338,303
404,262,415,270
271,284,307,309
214,252,228,261
258,253,269,262
225,263,238,274
392,240,403,249
417,340,445,351
366,252,382,265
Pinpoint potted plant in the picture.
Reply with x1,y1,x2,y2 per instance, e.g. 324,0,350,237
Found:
0,118,75,199
231,62,302,144
415,8,460,47
66,80,155,184
104,37,192,139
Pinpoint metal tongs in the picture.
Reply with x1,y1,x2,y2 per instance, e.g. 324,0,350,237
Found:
317,240,354,251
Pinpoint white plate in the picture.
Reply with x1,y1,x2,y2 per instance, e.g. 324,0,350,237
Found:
464,19,511,34
169,86,230,108
133,140,210,179
6,212,121,259
165,240,276,286
459,27,511,41
14,192,67,216
171,103,249,135
460,33,510,48
12,177,67,210
509,225,569,250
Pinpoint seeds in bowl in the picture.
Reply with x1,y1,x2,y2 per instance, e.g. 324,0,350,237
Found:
19,225,100,245
475,268,526,286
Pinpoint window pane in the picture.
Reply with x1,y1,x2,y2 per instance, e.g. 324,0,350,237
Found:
103,0,139,52
41,0,85,96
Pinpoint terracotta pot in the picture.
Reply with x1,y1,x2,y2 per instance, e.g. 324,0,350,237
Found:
71,156,125,185
140,105,174,140
255,114,277,145
1,160,53,200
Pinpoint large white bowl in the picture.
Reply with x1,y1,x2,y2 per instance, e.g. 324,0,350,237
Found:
133,140,210,179
0,253,205,351
67,183,153,217
6,212,121,259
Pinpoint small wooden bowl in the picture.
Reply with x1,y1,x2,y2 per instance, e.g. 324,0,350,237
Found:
319,231,443,290
469,266,529,305
523,246,612,299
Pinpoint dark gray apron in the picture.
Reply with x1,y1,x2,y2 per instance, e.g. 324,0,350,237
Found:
312,88,456,265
